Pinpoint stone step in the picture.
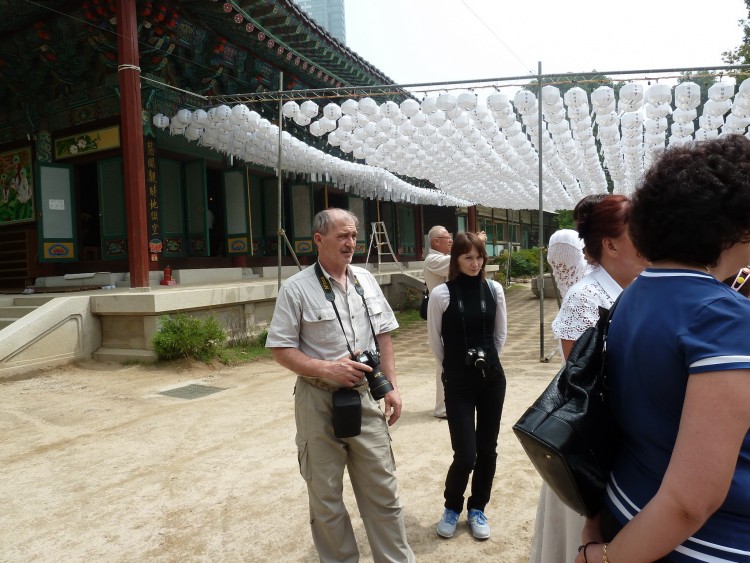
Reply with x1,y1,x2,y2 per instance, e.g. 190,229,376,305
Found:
93,348,158,363
0,305,37,318
13,296,57,306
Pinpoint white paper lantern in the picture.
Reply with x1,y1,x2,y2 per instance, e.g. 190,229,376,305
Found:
564,87,588,107
486,93,510,112
457,92,477,111
726,114,750,129
428,110,447,127
213,105,232,122
671,121,695,136
708,82,734,102
590,86,615,108
541,85,561,105
567,105,590,121
698,115,724,130
644,84,672,105
400,98,420,117
694,129,718,141
644,117,668,134
318,117,337,133
191,109,208,125
337,114,355,132
411,112,429,128
434,93,456,112
341,99,359,115
674,82,701,109
327,130,342,146
247,111,261,129
232,104,250,121
703,99,732,116
738,78,750,97
152,113,170,129
323,103,342,121
672,108,697,123
357,97,377,116
596,112,619,127
514,90,537,114
184,124,203,141
621,112,643,129
389,111,407,126
598,123,620,139
175,108,192,125
353,111,369,128
644,132,666,145
645,103,672,119
299,100,319,119
293,112,312,126
420,95,438,114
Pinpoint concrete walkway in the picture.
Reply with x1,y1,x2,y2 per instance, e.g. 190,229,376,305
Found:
0,284,562,563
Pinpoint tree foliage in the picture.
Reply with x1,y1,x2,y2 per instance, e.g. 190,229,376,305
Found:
722,0,750,80
554,210,575,230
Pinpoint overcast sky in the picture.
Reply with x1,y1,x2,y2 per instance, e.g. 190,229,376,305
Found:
345,0,748,89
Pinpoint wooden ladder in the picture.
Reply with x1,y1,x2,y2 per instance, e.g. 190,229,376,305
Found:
365,222,403,273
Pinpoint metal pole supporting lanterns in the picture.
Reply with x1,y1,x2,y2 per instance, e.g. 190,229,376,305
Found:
277,71,284,291
538,61,545,362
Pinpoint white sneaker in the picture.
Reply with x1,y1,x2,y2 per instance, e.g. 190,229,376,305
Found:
467,508,490,539
436,508,460,538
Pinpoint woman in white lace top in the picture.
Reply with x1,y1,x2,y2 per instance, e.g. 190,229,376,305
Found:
529,194,647,563
546,229,590,301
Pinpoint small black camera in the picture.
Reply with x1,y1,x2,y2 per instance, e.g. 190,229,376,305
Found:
352,350,394,400
465,347,487,369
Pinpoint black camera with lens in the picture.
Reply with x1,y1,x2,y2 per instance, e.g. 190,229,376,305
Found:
352,350,394,400
465,347,487,369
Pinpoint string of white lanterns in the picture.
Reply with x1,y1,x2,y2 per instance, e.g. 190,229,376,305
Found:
157,78,750,210
153,104,469,207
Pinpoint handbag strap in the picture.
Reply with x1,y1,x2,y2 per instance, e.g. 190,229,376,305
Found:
600,292,623,388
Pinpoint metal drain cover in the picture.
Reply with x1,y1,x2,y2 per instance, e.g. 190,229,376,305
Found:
158,384,226,400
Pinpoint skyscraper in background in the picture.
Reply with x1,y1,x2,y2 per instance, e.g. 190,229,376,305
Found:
295,0,346,44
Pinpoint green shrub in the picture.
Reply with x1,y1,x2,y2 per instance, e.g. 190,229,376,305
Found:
397,285,423,312
152,313,226,362
492,247,549,279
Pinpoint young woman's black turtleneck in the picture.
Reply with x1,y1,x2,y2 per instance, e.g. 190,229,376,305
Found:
441,273,500,374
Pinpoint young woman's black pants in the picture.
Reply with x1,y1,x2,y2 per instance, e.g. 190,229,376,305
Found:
442,365,506,513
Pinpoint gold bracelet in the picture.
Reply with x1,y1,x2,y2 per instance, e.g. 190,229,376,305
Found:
602,543,609,563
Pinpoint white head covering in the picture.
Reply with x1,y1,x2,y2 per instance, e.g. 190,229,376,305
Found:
547,229,589,300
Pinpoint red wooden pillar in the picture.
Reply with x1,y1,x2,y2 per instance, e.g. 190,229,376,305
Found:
116,0,149,288
468,205,478,233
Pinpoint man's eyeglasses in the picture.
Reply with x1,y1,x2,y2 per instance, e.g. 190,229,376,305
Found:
435,236,453,241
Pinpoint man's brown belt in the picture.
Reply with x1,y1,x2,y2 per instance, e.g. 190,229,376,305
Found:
301,376,365,393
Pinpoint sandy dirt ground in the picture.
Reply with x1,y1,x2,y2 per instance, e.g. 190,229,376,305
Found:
0,285,562,563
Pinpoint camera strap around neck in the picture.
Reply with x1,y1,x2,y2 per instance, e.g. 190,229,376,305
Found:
314,262,380,356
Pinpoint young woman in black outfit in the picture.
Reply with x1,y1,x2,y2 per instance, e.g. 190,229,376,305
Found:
427,232,508,540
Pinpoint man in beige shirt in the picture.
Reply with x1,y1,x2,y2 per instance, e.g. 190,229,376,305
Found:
267,208,414,562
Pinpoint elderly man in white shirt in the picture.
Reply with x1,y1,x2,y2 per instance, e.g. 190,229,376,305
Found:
423,225,453,418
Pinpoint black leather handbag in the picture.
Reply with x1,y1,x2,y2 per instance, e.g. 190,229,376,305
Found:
512,299,621,517
419,285,429,320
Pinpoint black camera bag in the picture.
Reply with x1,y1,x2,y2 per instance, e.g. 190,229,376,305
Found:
332,388,362,438
419,284,429,320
